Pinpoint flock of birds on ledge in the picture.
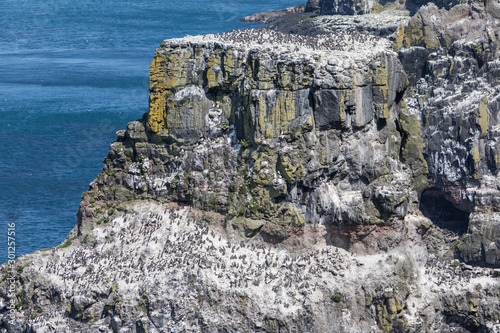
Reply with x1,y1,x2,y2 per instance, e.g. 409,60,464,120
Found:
23,203,495,328
198,27,384,52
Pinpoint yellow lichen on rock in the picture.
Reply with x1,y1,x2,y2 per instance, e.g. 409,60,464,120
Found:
222,48,246,87
473,145,481,179
398,14,440,51
422,26,440,50
469,297,479,313
256,91,297,140
147,54,169,136
147,48,196,137
147,92,167,136
402,19,423,48
392,24,406,52
163,51,192,89
207,51,222,88
373,66,389,86
476,96,489,135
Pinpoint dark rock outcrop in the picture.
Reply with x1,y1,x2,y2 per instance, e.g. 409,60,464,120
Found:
308,0,462,15
266,9,410,38
398,3,500,266
240,3,306,23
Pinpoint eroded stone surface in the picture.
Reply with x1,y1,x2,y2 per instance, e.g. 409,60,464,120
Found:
74,29,427,244
400,3,500,266
3,2,500,332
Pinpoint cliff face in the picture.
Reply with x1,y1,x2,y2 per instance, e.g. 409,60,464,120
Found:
308,0,462,16
396,3,500,266
81,29,426,248
3,4,500,333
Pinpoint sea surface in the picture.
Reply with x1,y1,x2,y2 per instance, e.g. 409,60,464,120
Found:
0,0,304,263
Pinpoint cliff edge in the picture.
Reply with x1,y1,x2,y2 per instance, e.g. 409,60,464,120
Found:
2,2,500,333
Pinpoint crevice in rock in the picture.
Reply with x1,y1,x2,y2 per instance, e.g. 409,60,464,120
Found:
419,187,471,238
376,117,387,130
323,223,351,250
395,88,405,105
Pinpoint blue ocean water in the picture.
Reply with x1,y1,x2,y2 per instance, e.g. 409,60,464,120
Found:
0,0,304,263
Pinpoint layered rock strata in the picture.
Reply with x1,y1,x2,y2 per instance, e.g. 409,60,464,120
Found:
2,5,500,333
267,0,500,268
75,29,426,247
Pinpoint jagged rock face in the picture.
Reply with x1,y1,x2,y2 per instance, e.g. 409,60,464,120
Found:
306,0,322,12
5,10,500,333
310,0,462,15
81,29,428,245
398,3,500,265
318,0,376,15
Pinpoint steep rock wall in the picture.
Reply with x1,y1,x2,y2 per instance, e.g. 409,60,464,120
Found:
397,3,500,265
3,25,500,333
78,29,426,248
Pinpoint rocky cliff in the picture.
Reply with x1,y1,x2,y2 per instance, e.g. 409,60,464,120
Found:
75,29,426,248
306,0,461,16
2,2,500,333
396,3,500,266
